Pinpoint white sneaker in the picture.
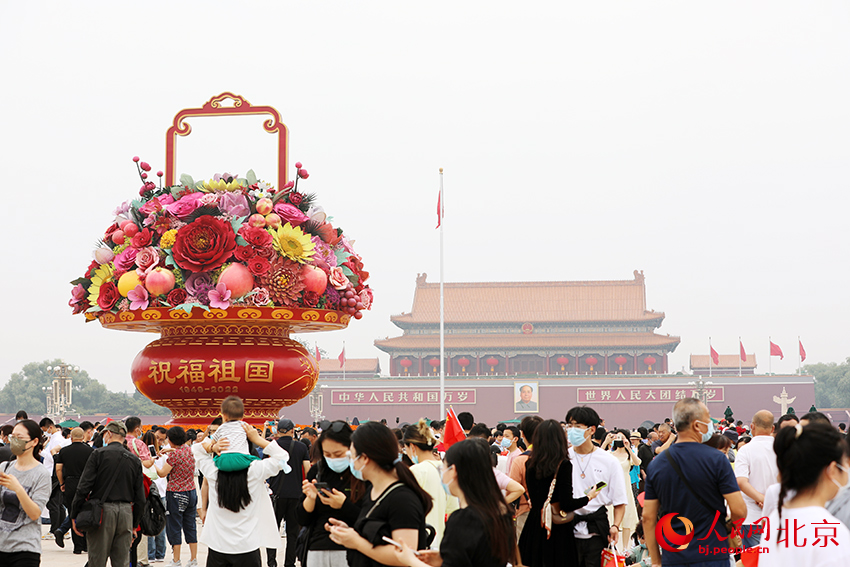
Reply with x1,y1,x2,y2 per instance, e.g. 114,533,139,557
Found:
165,561,181,567
186,560,198,567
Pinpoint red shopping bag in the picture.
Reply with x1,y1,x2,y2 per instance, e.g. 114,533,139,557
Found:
601,543,626,567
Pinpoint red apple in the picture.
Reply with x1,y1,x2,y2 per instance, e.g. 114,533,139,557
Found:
301,265,328,294
218,263,254,299
111,230,125,245
145,267,176,296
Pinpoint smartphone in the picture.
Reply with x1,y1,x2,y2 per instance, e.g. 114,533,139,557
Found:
381,536,421,556
584,481,607,495
314,482,330,493
148,445,157,455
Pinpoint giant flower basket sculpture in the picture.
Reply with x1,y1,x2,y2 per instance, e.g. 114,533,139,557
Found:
69,94,372,424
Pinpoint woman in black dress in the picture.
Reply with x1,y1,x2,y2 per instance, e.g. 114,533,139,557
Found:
519,420,601,567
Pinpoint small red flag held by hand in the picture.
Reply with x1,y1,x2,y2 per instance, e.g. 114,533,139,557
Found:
770,341,784,360
443,407,466,449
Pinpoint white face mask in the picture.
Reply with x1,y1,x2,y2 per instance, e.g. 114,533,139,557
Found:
831,463,850,495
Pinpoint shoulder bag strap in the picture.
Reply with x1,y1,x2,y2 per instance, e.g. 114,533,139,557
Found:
664,450,721,517
365,482,403,519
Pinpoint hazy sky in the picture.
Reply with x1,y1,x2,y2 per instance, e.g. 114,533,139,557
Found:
2,2,849,394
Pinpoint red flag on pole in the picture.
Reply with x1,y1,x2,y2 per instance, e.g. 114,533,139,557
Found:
338,346,346,368
739,341,747,362
770,341,784,360
799,340,806,362
436,188,443,229
710,345,720,365
315,345,321,362
443,407,466,449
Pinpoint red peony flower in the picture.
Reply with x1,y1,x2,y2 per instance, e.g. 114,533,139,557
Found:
131,228,153,248
167,288,188,306
97,281,120,311
172,216,237,273
234,245,255,262
254,245,276,260
104,223,120,242
238,225,273,248
289,192,303,206
86,260,100,278
315,222,341,246
303,291,320,307
248,256,271,276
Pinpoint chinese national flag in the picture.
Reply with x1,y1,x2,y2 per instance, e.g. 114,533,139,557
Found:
799,340,806,362
740,341,747,362
338,346,346,368
436,188,443,229
443,407,466,449
770,341,784,360
315,345,321,362
710,345,720,365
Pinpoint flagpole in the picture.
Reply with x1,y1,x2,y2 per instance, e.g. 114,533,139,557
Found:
439,168,446,419
708,337,712,378
769,336,772,375
798,336,801,376
738,336,742,377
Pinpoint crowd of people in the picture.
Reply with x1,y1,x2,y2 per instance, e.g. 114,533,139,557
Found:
1,398,849,567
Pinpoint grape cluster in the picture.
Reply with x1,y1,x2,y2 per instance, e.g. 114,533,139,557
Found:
340,283,365,320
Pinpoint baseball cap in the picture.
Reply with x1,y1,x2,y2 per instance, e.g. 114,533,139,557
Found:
278,418,295,432
104,420,127,436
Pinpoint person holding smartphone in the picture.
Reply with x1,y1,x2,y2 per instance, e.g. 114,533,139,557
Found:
327,422,431,567
603,429,640,546
394,438,517,567
297,421,365,567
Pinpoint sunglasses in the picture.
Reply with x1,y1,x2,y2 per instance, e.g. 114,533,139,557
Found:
320,421,347,433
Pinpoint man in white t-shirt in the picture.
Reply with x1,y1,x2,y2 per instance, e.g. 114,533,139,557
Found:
566,406,628,567
736,409,780,548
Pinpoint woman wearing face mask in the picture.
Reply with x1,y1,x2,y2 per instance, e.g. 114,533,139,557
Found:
603,429,639,547
327,422,432,567
761,422,850,566
402,419,458,549
297,421,366,567
394,438,517,567
0,420,52,567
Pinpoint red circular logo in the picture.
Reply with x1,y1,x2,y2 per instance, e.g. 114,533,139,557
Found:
656,512,695,552
521,323,533,334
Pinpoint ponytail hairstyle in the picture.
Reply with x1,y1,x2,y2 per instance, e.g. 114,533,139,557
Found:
16,419,44,460
402,419,437,452
774,422,849,527
445,439,517,565
351,422,433,515
316,420,365,503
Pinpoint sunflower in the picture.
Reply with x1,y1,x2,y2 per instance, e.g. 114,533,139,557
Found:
269,222,315,264
201,176,244,192
86,263,115,306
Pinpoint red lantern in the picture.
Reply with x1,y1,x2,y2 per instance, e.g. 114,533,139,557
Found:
614,355,628,372
429,358,441,373
457,357,470,372
399,358,412,374
486,357,499,372
556,356,569,372
644,356,657,372
586,356,598,372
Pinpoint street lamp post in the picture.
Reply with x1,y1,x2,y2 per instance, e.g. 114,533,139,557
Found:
46,362,79,423
308,385,325,426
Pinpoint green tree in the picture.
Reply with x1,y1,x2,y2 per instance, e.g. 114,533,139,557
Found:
0,360,170,416
806,357,850,409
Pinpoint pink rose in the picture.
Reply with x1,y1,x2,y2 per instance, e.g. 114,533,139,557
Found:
70,284,87,303
273,203,309,227
139,194,175,215
248,287,271,306
166,192,204,219
135,247,161,272
199,193,219,207
359,287,373,310
219,192,250,218
114,247,138,272
329,266,348,290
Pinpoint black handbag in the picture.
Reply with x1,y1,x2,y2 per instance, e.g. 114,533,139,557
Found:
75,454,122,532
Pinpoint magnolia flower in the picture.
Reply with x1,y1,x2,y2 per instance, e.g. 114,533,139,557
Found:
128,285,149,310
93,247,115,265
208,283,232,309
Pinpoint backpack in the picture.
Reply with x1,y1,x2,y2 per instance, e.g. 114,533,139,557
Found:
140,481,166,536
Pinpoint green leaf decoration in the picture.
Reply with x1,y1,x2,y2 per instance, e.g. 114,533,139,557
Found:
341,265,355,278
169,302,209,314
70,277,91,286
85,305,103,313
180,173,195,187
335,249,352,265
230,215,247,235
164,250,176,268
171,186,186,199
235,235,248,247
246,169,257,186
194,181,206,190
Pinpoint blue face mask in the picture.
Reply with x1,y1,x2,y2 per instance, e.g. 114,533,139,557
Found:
441,466,454,496
568,427,589,447
697,420,715,443
349,455,365,480
500,437,512,449
411,453,419,465
326,456,349,473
